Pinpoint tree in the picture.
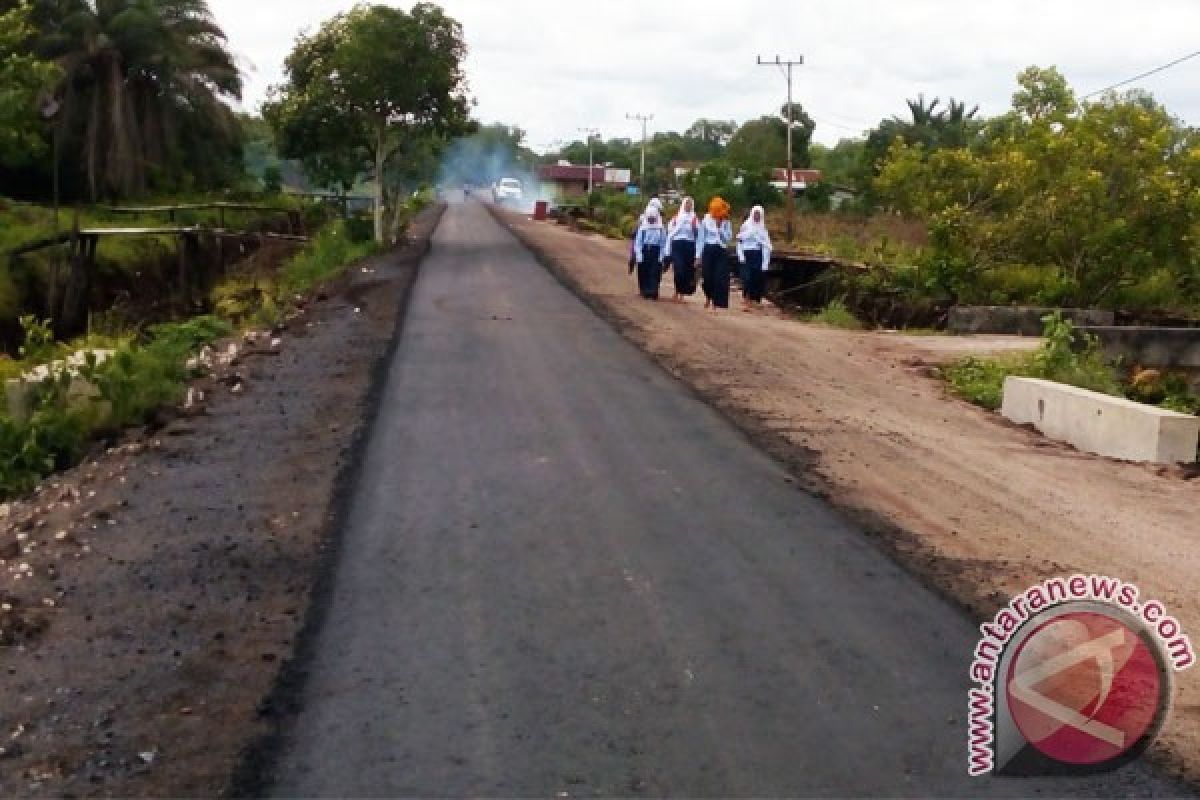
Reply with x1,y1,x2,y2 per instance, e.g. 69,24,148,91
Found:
685,118,738,152
779,101,817,165
726,105,814,172
809,138,867,189
34,0,243,199
874,67,1196,306
0,1,60,169
858,93,983,208
265,3,471,241
1012,65,1076,122
727,118,786,170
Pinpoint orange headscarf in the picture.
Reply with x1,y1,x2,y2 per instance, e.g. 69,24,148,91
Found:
708,197,731,220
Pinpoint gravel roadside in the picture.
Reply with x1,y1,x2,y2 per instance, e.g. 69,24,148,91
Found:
0,204,444,798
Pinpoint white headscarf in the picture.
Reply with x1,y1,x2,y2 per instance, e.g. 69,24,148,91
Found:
642,208,664,229
670,196,697,236
643,197,662,218
740,205,767,238
737,205,772,266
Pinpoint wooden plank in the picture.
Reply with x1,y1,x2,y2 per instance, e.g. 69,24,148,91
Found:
78,227,197,236
6,232,71,256
102,201,299,214
206,229,309,243
8,224,308,259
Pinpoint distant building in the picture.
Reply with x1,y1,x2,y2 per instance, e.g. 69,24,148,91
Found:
770,168,823,194
537,164,632,198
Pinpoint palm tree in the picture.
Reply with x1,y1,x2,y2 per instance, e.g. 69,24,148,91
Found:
903,93,943,130
36,0,241,199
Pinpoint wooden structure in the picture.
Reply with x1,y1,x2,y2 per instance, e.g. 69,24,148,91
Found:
102,201,304,234
5,202,312,333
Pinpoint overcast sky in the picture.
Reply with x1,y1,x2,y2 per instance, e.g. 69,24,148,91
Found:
208,0,1200,151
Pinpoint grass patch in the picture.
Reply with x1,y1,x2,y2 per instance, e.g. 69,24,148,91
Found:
0,315,230,497
279,220,380,296
807,297,864,330
941,313,1195,415
943,354,1025,410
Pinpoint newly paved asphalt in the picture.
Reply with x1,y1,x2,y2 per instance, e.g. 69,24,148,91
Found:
270,199,1190,797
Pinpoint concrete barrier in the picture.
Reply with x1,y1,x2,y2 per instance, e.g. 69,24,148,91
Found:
948,306,1115,336
1002,377,1199,464
1075,326,1200,369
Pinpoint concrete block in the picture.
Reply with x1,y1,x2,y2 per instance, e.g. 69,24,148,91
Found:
949,306,1115,336
1002,377,1199,464
1076,326,1200,369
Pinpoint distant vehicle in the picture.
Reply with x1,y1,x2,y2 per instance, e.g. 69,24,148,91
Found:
492,178,523,203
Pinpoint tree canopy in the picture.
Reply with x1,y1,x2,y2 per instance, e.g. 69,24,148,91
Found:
0,1,60,169
726,103,815,171
874,66,1200,307
25,0,244,200
264,2,472,240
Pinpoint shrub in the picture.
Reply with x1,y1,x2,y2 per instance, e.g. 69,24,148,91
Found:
808,297,864,330
943,355,1022,410
279,220,380,295
945,313,1122,410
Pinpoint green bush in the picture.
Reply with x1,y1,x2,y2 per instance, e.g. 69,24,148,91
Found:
808,297,864,330
945,313,1123,410
944,355,1021,410
82,316,231,430
279,220,380,295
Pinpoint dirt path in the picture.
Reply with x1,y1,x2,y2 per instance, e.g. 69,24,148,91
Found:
495,208,1200,788
0,205,442,797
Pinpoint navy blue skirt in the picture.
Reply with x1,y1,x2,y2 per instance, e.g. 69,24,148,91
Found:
741,249,766,302
671,240,697,295
638,245,662,299
701,244,730,308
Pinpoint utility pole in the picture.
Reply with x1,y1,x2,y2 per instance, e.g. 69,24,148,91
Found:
757,54,804,241
578,127,600,194
626,112,653,188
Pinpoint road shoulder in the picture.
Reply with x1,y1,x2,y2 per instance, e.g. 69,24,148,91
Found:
0,205,444,797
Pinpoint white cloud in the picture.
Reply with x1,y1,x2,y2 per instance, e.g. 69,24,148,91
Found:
208,0,1200,149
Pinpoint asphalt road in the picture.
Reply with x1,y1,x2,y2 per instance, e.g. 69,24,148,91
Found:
269,198,1190,797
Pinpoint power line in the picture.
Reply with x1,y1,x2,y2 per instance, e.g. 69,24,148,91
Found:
813,118,866,134
1082,48,1200,99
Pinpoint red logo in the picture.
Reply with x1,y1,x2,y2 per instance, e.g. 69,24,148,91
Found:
1005,611,1164,766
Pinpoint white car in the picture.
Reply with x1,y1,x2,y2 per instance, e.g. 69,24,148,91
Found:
492,178,523,203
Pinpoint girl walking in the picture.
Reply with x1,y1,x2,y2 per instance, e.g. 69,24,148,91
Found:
695,197,733,311
633,207,667,300
736,205,773,311
629,196,662,272
665,196,699,302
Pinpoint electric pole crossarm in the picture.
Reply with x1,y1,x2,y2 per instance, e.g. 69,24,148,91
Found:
757,54,804,241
